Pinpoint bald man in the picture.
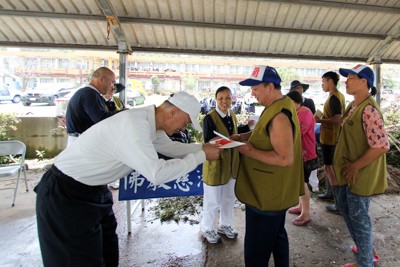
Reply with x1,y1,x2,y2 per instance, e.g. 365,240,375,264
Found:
66,67,122,144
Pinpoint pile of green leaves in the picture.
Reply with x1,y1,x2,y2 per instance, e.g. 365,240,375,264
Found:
383,107,400,168
151,196,203,223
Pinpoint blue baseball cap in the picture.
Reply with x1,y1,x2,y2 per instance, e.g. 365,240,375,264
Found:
339,65,374,88
239,66,282,86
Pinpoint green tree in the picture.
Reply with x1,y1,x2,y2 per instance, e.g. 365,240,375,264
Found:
151,75,160,94
383,77,398,89
276,67,300,88
12,57,38,91
182,74,198,93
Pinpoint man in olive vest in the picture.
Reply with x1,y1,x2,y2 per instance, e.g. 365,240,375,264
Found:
232,66,304,267
315,71,346,214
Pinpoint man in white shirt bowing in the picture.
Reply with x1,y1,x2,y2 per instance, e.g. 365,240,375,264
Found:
34,91,221,267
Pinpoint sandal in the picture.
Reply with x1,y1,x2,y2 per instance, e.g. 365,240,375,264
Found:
292,217,311,226
288,207,301,215
351,245,380,262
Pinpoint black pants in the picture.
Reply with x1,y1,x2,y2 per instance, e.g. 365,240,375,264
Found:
244,206,289,267
34,165,118,267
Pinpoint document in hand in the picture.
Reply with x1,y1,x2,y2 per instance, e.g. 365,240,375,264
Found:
211,131,245,149
314,110,323,119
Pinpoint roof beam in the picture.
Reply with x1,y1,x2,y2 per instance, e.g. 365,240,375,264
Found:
96,0,132,53
0,10,103,21
368,29,400,64
0,10,389,40
3,41,400,64
259,0,400,14
119,17,386,40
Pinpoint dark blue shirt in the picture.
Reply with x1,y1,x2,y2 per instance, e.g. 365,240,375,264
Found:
303,97,316,114
66,86,119,134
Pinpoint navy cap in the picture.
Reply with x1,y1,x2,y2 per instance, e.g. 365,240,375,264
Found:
339,65,374,88
239,66,282,86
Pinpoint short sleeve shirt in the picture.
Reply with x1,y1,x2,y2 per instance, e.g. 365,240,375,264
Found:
342,104,389,149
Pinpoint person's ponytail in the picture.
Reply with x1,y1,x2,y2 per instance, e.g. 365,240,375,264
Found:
370,86,377,96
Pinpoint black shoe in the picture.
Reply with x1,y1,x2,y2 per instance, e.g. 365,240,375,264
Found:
326,204,340,215
317,192,334,201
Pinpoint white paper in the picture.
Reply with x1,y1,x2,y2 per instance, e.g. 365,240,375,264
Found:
213,130,230,140
248,115,260,130
210,138,245,149
314,109,323,119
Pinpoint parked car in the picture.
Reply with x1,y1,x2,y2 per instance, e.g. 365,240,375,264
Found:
21,85,74,106
55,85,143,116
126,89,145,106
55,88,80,117
0,83,22,103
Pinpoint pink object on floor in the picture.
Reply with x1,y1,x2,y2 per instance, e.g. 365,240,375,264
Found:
351,245,380,262
292,217,311,226
288,207,301,215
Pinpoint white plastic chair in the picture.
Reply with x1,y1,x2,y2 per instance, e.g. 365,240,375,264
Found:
0,140,28,207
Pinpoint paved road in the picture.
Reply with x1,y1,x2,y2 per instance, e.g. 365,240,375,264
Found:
0,95,163,118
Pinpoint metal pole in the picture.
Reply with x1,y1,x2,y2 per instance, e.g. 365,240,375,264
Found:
372,57,382,106
118,41,129,106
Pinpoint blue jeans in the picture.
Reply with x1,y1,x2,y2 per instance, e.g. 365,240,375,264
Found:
337,186,374,267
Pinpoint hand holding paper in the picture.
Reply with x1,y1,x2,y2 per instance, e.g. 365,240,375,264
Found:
314,110,323,119
211,130,245,149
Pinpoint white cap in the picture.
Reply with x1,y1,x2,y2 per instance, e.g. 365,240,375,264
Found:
168,91,202,132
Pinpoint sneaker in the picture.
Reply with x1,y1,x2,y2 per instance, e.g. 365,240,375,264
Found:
312,186,320,192
317,192,334,201
217,225,238,239
201,230,221,244
325,203,340,215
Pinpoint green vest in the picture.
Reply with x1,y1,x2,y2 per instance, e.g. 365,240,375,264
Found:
105,96,124,111
202,110,240,185
334,97,387,196
320,90,346,145
235,96,304,211
113,97,124,111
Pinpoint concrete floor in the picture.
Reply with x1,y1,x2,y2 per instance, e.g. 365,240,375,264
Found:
1,167,400,267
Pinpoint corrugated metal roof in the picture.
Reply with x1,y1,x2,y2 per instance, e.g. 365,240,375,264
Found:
0,0,399,63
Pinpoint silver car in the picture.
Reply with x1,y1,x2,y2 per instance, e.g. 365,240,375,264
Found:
0,83,22,103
